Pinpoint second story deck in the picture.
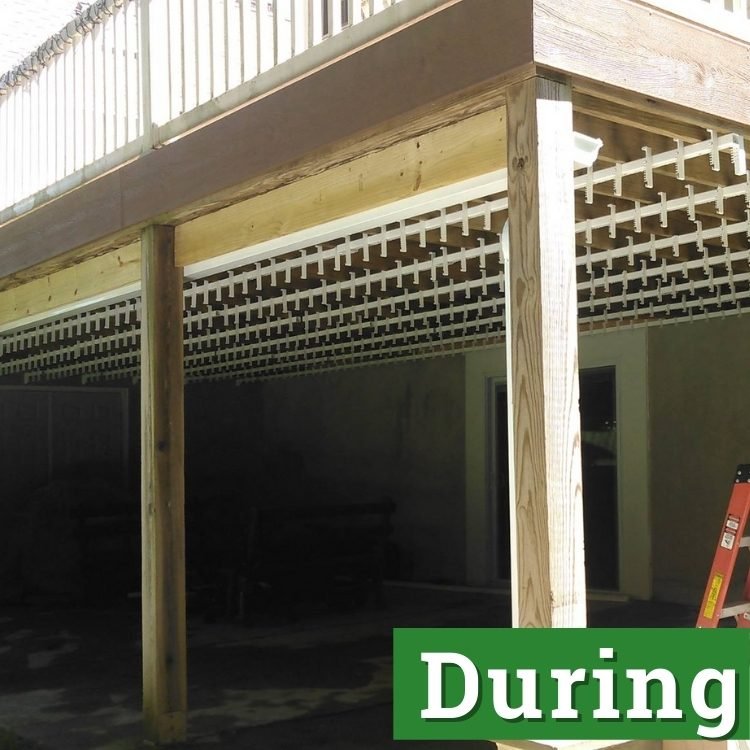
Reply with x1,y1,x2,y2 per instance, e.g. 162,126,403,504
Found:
2,0,750,654
2,0,750,298
0,0,422,218
1,0,750,225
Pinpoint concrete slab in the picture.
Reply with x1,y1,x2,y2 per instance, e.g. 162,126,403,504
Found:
0,588,694,749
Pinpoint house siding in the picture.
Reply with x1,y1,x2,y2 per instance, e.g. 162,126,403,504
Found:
184,356,467,584
648,314,750,604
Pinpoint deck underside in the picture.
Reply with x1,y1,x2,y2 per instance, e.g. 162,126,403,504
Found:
1,96,749,384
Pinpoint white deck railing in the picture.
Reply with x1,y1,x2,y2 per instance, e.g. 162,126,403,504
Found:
703,0,750,16
3,0,748,221
641,0,750,37
0,0,416,218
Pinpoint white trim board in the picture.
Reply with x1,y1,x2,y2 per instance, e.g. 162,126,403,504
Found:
0,283,142,337
182,170,508,279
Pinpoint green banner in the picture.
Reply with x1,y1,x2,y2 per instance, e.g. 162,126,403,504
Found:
393,628,750,741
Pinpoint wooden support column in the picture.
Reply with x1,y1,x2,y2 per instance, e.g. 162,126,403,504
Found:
505,76,586,628
140,224,188,743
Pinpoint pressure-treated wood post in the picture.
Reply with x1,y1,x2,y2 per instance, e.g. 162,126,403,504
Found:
505,76,586,628
140,224,187,742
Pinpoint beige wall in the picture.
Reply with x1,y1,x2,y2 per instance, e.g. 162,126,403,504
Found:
461,311,750,602
464,328,651,598
256,358,467,583
110,311,750,601
184,324,658,593
183,311,750,602
186,356,467,584
649,314,750,603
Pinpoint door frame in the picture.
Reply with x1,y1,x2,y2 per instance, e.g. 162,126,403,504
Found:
488,366,620,590
464,328,651,599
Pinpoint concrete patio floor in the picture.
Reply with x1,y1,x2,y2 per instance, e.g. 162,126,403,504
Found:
0,587,696,750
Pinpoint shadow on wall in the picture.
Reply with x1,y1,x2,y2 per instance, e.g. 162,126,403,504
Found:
185,445,400,622
0,468,137,605
183,359,467,589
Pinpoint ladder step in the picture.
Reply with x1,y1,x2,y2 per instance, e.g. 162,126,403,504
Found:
740,536,750,548
720,601,750,618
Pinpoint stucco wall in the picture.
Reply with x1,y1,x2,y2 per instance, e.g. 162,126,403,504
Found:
649,314,750,603
185,356,467,584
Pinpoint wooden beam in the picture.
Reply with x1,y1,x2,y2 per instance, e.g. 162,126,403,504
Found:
0,108,504,324
0,243,140,331
506,75,586,628
573,93,710,144
175,109,508,268
573,79,750,141
0,0,532,283
535,0,750,129
573,111,744,192
140,225,187,744
0,106,506,320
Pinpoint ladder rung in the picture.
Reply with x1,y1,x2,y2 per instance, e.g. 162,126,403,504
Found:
720,601,750,617
740,536,750,548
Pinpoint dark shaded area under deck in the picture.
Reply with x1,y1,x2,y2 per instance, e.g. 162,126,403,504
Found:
0,587,694,750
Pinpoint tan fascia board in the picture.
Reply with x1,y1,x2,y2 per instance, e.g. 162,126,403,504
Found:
533,0,750,130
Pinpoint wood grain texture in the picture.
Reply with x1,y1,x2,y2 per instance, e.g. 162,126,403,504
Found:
506,76,586,628
573,93,711,144
535,0,750,128
175,108,508,267
140,226,187,743
0,243,140,327
573,79,750,139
